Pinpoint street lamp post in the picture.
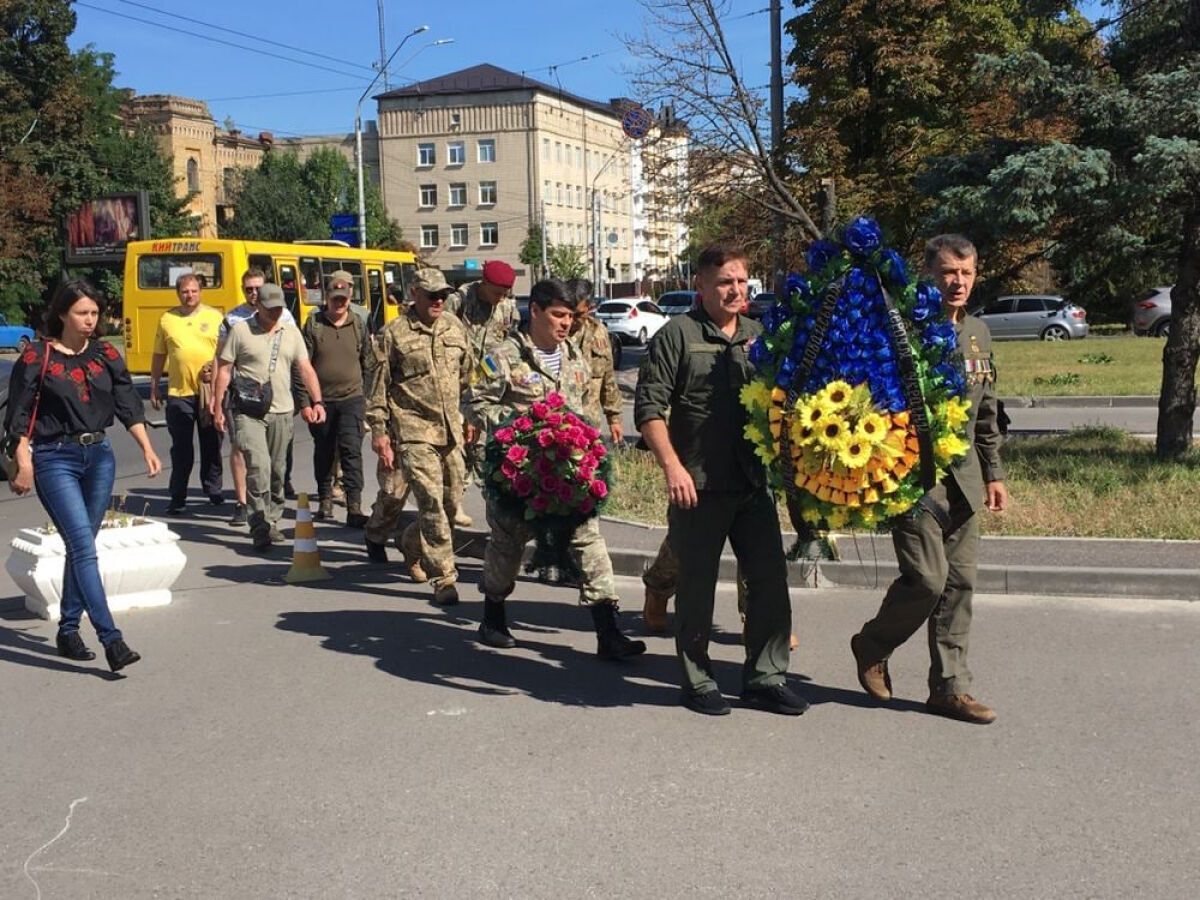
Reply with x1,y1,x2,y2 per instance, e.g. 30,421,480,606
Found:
355,24,436,249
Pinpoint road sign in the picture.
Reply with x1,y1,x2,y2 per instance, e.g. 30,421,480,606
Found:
331,230,360,247
621,105,654,140
330,213,358,231
464,258,481,270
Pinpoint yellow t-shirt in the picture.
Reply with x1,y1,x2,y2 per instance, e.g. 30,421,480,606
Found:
153,305,224,396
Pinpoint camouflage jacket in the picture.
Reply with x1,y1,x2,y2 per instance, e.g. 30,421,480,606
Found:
464,330,591,434
366,307,470,447
446,280,519,370
569,315,621,425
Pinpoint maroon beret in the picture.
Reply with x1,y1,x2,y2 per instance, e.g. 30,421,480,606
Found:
482,260,516,288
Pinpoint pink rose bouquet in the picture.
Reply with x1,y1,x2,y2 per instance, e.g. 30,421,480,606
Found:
482,391,614,579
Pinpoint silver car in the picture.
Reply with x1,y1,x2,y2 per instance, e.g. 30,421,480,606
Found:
973,295,1089,341
1132,286,1172,337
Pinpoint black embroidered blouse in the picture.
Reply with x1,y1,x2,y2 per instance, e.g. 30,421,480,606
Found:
4,341,145,442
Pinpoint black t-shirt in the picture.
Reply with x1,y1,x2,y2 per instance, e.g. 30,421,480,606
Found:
5,340,145,442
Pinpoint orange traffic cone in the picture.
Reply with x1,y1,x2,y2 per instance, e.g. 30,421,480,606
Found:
285,492,331,583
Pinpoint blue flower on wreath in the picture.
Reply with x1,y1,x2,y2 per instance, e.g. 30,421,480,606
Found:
806,239,841,275
843,217,883,257
934,362,967,397
911,282,942,323
761,303,789,336
749,337,773,369
776,355,797,388
785,273,810,302
877,249,908,290
923,320,957,350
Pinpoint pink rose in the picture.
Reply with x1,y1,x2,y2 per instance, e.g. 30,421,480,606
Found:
530,494,551,513
536,429,555,448
505,445,528,465
593,443,608,459
584,427,601,442
579,497,596,515
557,484,574,503
546,392,566,409
579,464,595,480
531,401,549,420
540,475,560,494
589,479,608,499
514,416,534,431
534,457,554,476
564,413,581,427
513,474,534,496
501,461,518,479
545,412,563,427
494,426,515,444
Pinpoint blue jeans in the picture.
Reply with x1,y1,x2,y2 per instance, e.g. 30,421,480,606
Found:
32,439,122,645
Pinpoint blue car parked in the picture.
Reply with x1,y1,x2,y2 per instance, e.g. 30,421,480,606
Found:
0,313,35,351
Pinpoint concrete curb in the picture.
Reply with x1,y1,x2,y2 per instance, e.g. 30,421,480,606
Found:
1000,395,1159,408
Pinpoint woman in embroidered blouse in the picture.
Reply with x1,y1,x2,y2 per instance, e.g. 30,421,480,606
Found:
5,280,161,673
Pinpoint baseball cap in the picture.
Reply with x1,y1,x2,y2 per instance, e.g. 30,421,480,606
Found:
258,283,286,309
413,267,454,296
482,260,516,289
326,270,354,300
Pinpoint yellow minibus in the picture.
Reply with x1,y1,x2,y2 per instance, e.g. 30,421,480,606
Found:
122,238,418,373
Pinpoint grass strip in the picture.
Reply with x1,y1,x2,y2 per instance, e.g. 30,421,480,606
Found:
606,427,1200,540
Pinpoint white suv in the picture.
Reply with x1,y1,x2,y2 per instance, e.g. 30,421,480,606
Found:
1132,286,1172,337
595,298,669,345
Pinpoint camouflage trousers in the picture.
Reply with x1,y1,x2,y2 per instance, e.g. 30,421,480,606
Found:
395,442,460,589
366,443,468,548
482,500,618,605
364,455,409,546
643,535,748,615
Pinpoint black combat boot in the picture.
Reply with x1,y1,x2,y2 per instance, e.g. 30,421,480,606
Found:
56,631,96,661
478,597,516,649
345,494,368,529
590,602,647,661
365,537,388,563
104,638,141,673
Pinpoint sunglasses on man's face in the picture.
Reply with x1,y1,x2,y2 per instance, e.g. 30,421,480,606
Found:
243,285,261,294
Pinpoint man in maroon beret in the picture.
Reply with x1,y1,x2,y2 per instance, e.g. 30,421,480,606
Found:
445,260,521,524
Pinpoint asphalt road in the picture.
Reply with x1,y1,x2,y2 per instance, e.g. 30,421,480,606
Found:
2,567,1197,898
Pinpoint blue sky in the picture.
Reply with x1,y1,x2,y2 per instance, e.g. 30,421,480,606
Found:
70,0,1109,139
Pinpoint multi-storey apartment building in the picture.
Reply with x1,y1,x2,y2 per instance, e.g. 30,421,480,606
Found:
376,64,652,293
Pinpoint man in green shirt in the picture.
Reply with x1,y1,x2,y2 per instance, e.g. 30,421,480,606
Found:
850,234,1008,724
635,244,804,717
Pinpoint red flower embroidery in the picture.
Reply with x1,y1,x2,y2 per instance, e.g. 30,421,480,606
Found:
80,389,91,403
48,362,65,376
102,343,120,360
86,360,103,376
21,350,37,364
69,367,86,383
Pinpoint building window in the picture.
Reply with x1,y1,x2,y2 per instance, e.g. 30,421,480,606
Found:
480,222,498,246
556,183,563,206
417,143,435,167
543,179,551,202
542,138,550,161
555,142,562,164
448,183,467,207
477,139,496,163
447,141,465,165
450,223,468,248
420,225,439,249
186,157,200,193
575,146,583,168
478,181,497,205
575,185,583,208
419,184,437,208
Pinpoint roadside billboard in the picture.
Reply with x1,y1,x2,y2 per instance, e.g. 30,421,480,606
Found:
64,191,151,264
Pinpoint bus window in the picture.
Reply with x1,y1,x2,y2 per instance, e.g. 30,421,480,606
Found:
321,260,363,303
137,253,223,289
248,254,275,281
300,257,323,306
279,262,300,321
367,268,385,333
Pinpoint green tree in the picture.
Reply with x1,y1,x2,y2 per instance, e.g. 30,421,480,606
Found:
0,2,196,321
221,146,402,247
786,1,1097,257
919,0,1200,459
547,244,588,280
519,222,550,277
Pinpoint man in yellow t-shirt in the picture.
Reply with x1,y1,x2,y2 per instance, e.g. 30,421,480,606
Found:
150,272,226,514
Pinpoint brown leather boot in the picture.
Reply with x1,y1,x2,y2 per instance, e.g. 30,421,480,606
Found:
643,586,670,633
851,633,892,700
925,693,997,724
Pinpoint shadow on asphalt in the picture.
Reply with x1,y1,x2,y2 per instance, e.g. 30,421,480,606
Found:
0,617,123,680
275,602,689,709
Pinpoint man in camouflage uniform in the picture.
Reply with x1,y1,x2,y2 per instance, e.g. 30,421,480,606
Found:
464,277,645,661
850,234,1008,725
447,259,520,520
366,268,470,604
565,278,623,442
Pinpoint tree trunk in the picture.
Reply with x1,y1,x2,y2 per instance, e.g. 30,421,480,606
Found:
1155,202,1200,460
